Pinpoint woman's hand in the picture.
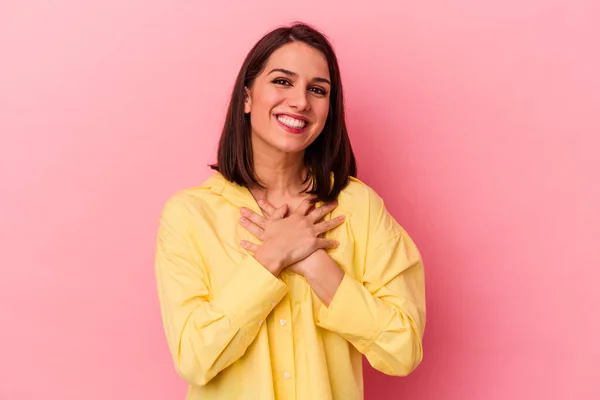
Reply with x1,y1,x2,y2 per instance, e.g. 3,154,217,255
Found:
239,197,344,275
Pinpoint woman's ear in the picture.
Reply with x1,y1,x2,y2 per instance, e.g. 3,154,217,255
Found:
244,87,251,114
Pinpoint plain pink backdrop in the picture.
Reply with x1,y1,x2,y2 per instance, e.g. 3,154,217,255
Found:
1,1,599,399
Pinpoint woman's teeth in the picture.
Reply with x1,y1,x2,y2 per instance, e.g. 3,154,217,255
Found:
277,115,307,129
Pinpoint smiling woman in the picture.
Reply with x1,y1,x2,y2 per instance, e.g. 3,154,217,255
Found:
244,42,331,156
154,22,426,400
209,23,354,204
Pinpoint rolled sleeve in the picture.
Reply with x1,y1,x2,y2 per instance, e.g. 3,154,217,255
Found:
316,273,382,346
211,254,288,328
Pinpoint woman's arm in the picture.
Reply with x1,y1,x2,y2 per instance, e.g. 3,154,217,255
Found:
301,191,426,377
155,194,288,386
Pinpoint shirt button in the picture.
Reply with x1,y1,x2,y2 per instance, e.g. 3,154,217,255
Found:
272,302,277,307
282,372,291,379
279,319,286,326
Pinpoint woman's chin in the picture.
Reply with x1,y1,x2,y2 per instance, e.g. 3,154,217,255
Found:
269,138,311,154
275,145,308,154
253,132,315,155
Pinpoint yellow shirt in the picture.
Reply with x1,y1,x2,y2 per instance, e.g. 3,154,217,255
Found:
154,172,426,400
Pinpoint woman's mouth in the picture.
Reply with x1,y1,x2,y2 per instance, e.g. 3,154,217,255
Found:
275,114,308,134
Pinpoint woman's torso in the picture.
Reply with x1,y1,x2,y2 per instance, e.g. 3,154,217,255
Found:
179,172,376,400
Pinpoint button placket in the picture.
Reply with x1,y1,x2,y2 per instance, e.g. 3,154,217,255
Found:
272,295,296,397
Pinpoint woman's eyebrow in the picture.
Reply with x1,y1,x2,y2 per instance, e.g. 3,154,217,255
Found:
268,68,331,86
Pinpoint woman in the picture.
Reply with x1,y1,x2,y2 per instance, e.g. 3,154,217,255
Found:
155,22,426,400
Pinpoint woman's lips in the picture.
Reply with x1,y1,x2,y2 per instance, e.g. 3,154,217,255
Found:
275,114,308,134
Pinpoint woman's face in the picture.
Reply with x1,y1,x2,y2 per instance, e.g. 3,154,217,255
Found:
244,41,331,156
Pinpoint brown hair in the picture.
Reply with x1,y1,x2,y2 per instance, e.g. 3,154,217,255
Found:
209,22,357,203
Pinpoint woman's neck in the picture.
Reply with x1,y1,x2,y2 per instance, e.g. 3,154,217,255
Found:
251,148,307,198
253,157,308,195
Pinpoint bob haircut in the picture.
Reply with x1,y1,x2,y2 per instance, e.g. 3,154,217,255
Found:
209,22,357,203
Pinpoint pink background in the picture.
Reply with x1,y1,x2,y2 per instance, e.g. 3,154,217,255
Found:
1,1,599,399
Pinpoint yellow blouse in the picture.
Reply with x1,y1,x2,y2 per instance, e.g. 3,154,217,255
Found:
154,172,426,400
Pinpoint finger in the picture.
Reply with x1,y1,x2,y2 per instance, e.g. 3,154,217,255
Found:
257,199,277,217
296,195,318,215
315,238,340,250
272,204,288,220
240,207,267,228
309,200,338,223
240,240,260,253
314,215,345,235
240,217,265,240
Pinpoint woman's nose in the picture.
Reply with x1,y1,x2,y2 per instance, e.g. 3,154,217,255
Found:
287,86,310,111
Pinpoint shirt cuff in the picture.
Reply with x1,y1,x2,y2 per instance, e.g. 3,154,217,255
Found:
316,273,382,345
211,254,288,328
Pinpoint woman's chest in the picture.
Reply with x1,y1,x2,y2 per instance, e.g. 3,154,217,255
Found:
194,204,363,298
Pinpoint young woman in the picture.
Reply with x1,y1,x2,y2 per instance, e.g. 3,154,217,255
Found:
155,22,426,400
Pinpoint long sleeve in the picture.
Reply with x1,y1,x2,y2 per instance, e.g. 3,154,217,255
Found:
316,189,426,376
154,194,288,386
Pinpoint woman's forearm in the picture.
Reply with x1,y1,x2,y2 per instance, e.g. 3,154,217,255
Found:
303,250,345,306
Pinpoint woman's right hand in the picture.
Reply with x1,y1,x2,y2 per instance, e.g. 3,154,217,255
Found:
239,197,345,275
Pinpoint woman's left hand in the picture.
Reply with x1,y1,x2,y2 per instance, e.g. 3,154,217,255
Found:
240,200,328,277
241,200,346,306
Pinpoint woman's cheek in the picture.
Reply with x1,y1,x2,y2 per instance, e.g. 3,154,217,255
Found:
259,87,285,107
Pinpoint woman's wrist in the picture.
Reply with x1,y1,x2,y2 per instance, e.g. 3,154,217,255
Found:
253,246,284,275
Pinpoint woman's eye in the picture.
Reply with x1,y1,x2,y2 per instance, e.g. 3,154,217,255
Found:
272,79,327,95
273,79,291,86
310,87,327,95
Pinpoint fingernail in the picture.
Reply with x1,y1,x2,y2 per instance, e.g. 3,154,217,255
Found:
240,208,249,215
338,215,345,221
240,217,247,224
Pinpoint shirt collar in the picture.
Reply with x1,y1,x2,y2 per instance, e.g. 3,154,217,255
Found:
205,172,264,214
205,171,337,213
